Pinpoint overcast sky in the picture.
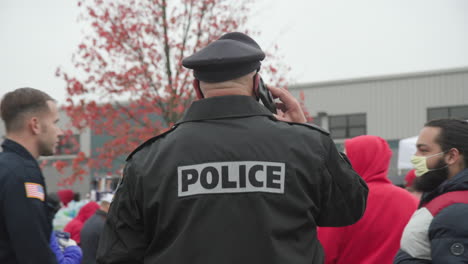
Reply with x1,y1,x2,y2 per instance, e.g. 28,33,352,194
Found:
1,0,467,103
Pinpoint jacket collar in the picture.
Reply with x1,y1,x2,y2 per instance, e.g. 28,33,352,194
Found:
177,95,274,124
96,209,108,217
439,168,468,191
1,138,37,162
421,168,468,206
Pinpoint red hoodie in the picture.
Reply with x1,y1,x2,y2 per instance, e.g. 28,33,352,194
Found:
317,135,418,264
64,201,99,244
57,189,74,207
405,169,416,188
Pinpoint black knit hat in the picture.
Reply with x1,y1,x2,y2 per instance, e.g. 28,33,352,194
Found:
182,32,265,82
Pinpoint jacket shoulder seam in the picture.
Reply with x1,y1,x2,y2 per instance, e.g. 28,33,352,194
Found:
284,122,330,135
126,125,178,161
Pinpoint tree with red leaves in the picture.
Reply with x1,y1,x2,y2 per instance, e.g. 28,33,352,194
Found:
56,0,291,186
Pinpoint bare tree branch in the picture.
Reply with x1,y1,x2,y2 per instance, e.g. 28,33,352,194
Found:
175,0,195,81
161,0,173,88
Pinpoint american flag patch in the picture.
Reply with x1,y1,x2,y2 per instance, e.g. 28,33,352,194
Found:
24,182,45,201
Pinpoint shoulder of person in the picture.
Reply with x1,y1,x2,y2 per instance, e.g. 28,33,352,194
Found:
0,152,39,177
3,154,43,183
282,121,330,136
425,191,468,238
0,164,46,204
126,125,179,161
0,155,22,184
0,152,22,171
430,203,468,231
428,202,468,262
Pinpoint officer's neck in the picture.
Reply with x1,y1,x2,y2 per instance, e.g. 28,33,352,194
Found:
201,79,254,98
203,88,254,98
5,133,40,159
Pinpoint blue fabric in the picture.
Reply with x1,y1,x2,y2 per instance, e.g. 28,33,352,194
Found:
394,249,431,264
50,231,83,264
427,169,468,263
429,203,468,263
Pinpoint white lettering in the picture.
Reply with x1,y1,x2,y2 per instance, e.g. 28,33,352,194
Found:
178,161,285,197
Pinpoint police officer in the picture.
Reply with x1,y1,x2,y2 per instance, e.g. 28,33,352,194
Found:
0,88,63,264
97,32,368,264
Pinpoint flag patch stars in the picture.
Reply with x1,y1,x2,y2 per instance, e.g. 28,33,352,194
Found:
24,182,45,201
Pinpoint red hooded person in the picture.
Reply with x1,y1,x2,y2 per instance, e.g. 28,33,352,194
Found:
404,169,416,188
57,189,74,207
317,135,418,264
64,201,99,244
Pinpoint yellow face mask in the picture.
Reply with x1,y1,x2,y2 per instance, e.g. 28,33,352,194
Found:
410,152,445,177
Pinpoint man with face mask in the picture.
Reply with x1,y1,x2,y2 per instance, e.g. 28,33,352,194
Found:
394,119,468,263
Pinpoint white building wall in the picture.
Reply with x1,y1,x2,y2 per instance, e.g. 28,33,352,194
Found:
291,67,468,140
2,67,467,187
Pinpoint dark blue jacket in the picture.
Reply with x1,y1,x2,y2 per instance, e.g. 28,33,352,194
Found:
0,139,58,264
50,231,82,264
394,168,468,263
81,209,107,264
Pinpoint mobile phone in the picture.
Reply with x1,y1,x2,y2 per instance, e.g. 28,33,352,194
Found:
256,77,277,114
55,231,71,240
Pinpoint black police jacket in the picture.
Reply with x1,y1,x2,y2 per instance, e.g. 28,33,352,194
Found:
0,139,58,264
97,95,369,264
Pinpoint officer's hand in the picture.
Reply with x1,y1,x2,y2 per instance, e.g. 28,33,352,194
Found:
268,86,307,123
58,238,78,248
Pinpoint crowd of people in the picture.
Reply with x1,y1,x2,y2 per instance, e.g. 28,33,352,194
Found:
45,189,113,264
1,32,467,264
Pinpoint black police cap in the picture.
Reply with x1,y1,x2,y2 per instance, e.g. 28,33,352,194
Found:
182,32,265,82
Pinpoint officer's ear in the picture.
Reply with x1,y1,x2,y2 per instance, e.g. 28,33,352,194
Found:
193,79,204,99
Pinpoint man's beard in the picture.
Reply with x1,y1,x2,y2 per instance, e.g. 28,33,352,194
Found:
413,158,449,193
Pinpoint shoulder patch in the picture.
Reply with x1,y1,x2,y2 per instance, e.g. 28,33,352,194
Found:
25,182,45,201
286,122,330,135
126,125,178,161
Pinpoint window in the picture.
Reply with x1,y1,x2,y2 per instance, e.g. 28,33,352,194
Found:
329,113,366,139
55,135,80,155
428,105,468,121
311,112,329,128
